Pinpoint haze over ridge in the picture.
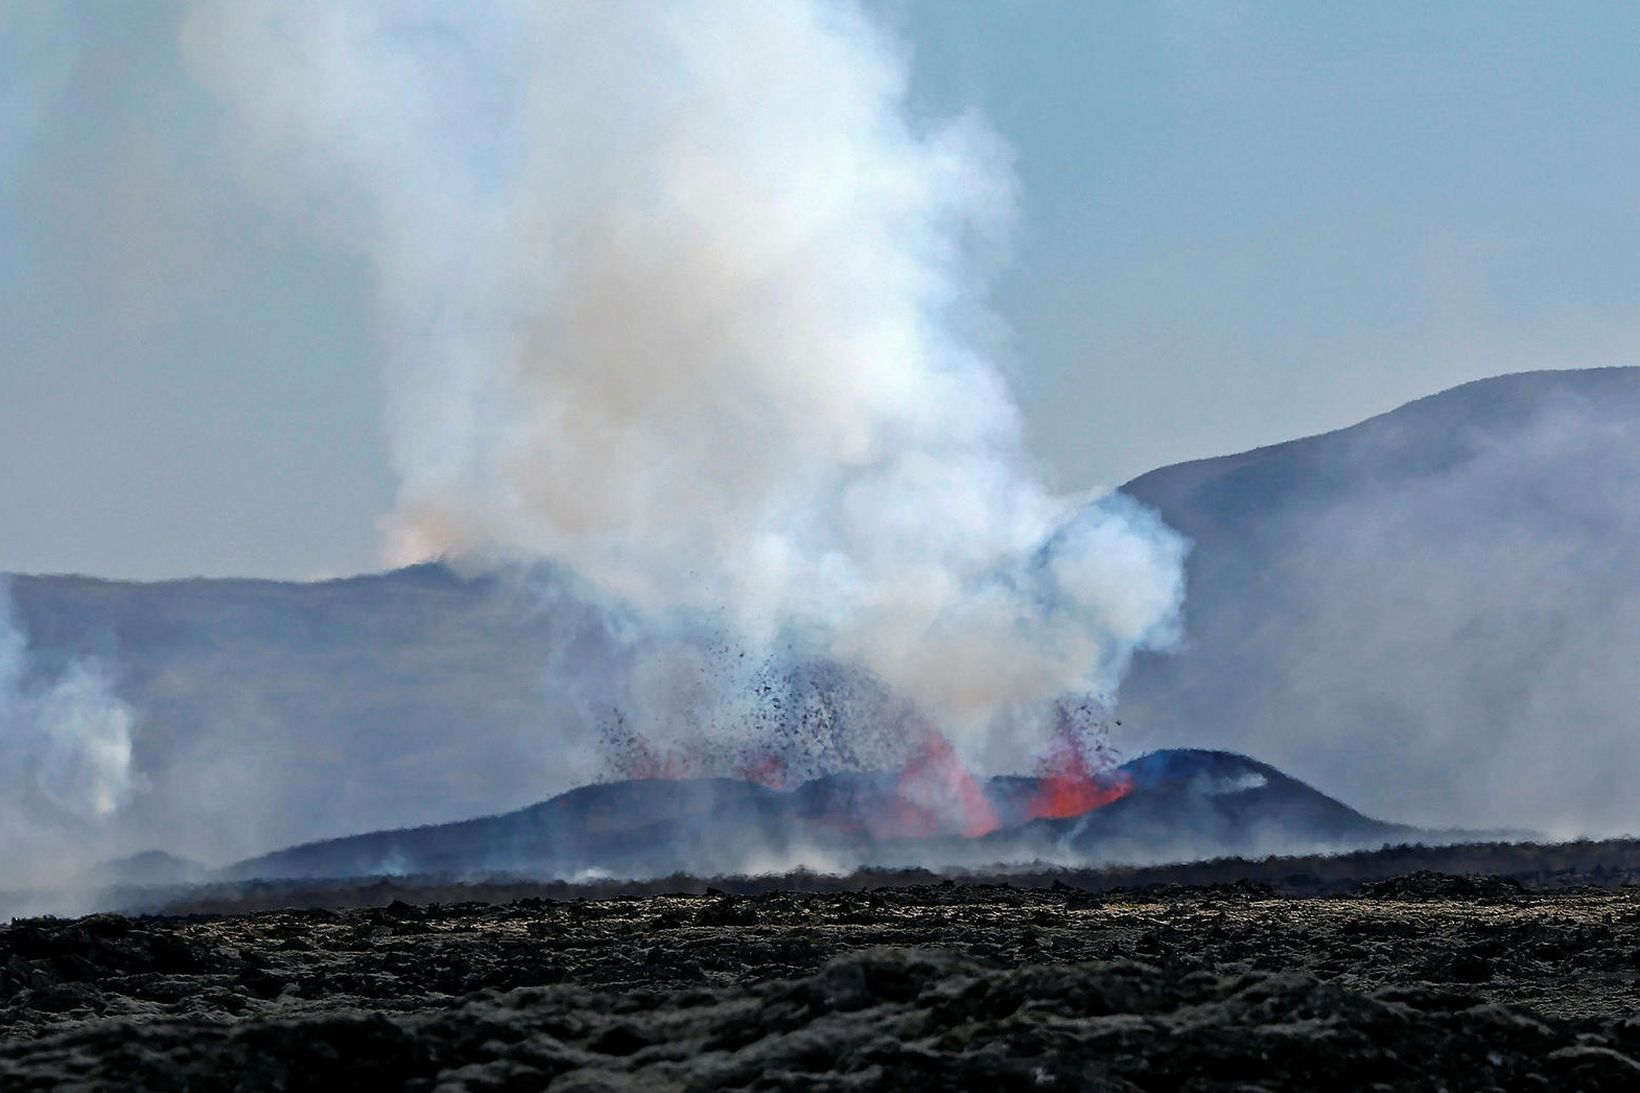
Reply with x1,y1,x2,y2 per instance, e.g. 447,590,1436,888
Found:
2,367,1635,882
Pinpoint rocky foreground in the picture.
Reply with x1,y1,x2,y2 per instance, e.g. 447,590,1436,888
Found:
3,874,1640,1090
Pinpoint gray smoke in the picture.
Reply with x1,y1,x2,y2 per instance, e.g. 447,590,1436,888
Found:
180,0,1188,764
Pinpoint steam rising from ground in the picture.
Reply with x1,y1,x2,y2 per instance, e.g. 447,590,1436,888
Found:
182,1,1187,759
0,579,135,881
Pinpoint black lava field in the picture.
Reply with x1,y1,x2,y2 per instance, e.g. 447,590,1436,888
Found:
8,851,1640,1090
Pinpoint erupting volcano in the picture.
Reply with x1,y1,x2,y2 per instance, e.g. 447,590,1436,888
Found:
875,720,1137,840
595,689,1138,845
889,732,1001,839
209,745,1421,886
1023,711,1136,823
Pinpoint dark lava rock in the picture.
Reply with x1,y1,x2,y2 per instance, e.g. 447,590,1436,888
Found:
693,896,758,927
1358,871,1526,901
1446,949,1495,983
5,878,1640,1089
3,948,1635,1091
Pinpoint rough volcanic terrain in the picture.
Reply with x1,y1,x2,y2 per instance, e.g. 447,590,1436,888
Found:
6,867,1640,1090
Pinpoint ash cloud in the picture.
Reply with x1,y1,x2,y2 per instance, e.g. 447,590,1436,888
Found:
180,0,1188,765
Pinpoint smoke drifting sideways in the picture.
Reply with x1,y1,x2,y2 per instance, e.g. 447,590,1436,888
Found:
0,579,137,885
1117,372,1640,841
180,1,1189,770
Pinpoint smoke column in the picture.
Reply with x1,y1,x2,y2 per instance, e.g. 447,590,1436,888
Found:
182,1,1187,763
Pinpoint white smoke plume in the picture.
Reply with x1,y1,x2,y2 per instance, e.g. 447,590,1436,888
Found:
0,579,136,882
181,1,1187,761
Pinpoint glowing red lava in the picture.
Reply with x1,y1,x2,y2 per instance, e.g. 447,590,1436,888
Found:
608,713,1131,842
1026,766,1132,820
889,732,1001,839
1023,727,1133,821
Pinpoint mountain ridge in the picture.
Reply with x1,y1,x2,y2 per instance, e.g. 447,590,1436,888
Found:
3,366,1636,876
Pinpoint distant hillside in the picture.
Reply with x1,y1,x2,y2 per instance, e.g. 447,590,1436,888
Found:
6,562,599,871
219,749,1434,883
1117,367,1640,835
5,367,1637,874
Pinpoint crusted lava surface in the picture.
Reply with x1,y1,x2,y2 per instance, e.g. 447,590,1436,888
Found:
6,874,1640,1090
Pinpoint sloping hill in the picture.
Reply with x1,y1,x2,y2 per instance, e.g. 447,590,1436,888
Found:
217,749,1448,883
6,563,595,872
222,778,801,882
1055,749,1419,860
1117,367,1640,835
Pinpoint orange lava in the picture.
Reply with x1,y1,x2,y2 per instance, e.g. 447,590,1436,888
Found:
1025,767,1132,820
890,732,1001,839
609,709,1130,839
1023,723,1133,821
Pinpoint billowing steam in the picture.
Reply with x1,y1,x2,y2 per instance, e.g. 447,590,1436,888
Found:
0,580,135,819
180,0,1187,763
0,579,136,883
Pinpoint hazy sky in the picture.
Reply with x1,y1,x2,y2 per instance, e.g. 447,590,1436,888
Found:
3,1,1637,580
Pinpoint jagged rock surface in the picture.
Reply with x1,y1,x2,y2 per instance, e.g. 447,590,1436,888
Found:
5,879,1640,1089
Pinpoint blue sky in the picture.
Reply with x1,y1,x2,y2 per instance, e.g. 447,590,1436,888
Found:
2,1,1637,579
891,1,1640,491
